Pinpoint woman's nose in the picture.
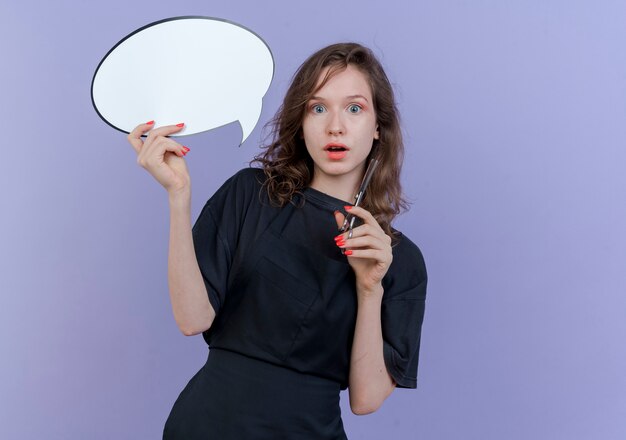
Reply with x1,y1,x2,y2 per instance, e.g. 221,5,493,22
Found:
327,112,345,136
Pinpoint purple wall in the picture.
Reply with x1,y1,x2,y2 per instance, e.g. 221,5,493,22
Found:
2,1,625,438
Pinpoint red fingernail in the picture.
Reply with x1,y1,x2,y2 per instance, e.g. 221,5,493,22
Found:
183,146,190,152
334,234,343,241
176,123,185,127
344,205,352,211
146,120,154,125
336,240,346,247
344,250,353,256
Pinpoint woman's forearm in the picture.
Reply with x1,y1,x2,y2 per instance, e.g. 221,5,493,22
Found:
167,191,216,336
348,284,395,415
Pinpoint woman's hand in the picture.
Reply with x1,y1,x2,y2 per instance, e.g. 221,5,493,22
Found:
127,121,191,196
334,206,393,297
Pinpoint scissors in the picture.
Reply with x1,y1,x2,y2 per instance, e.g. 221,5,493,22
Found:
340,157,380,248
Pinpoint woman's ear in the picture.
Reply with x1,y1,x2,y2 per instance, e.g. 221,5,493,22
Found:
374,125,380,140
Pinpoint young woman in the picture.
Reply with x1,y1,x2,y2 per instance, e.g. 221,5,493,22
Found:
127,42,427,440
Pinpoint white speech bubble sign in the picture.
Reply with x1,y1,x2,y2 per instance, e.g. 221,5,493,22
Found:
91,16,274,144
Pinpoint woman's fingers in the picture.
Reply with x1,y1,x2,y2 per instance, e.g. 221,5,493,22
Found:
127,120,155,153
126,121,192,194
137,136,189,169
338,232,393,264
337,234,392,262
342,248,392,262
127,121,186,154
335,223,390,245
136,123,187,162
144,122,186,142
343,205,378,227
334,208,391,258
337,234,386,251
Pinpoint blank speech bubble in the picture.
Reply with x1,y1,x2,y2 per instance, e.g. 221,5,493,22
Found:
91,16,274,144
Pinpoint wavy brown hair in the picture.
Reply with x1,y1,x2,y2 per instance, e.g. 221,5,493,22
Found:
252,42,408,239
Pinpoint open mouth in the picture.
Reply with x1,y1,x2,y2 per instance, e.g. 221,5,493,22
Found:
324,143,349,160
324,143,349,152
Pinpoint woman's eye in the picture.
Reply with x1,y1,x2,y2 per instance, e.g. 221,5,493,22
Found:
348,104,362,114
312,104,326,113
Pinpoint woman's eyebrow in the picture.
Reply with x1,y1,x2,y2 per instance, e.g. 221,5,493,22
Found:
346,94,370,102
309,94,370,102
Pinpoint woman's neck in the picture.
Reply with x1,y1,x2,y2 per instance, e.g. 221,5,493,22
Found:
309,173,361,204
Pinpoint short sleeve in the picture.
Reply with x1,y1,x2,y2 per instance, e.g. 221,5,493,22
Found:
381,239,428,388
192,168,264,315
192,202,232,315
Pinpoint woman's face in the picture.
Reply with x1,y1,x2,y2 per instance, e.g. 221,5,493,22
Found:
302,65,379,189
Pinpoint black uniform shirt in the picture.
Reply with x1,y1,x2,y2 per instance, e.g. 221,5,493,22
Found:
192,168,427,389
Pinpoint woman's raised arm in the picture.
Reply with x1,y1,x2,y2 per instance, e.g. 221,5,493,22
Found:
127,122,215,336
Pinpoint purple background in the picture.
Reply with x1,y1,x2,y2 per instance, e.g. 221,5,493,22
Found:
2,1,625,438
